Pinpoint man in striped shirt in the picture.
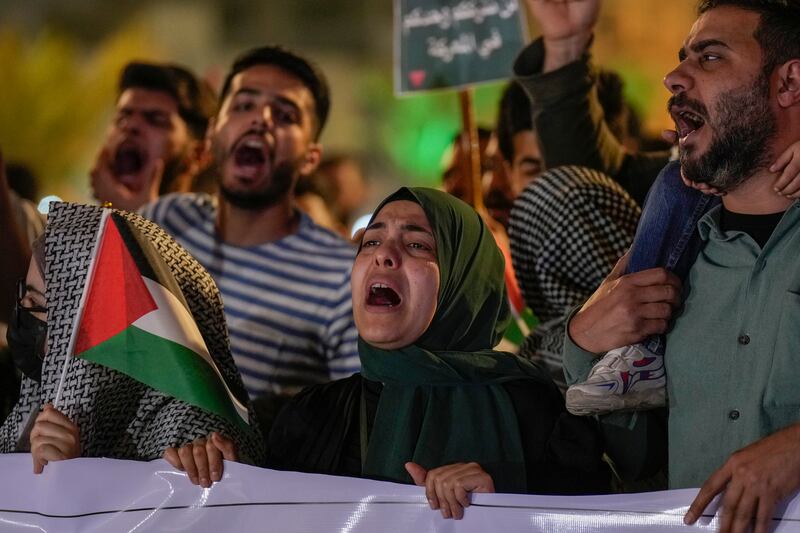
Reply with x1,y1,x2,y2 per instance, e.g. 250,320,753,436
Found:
141,46,360,414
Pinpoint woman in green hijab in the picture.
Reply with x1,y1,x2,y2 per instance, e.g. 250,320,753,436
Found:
266,187,609,519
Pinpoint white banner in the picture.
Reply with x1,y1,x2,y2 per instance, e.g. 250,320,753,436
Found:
1,454,799,532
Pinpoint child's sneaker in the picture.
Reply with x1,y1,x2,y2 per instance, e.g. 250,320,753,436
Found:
565,344,666,416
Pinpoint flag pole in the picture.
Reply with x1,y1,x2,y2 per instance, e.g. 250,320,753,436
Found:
53,209,111,409
458,88,484,211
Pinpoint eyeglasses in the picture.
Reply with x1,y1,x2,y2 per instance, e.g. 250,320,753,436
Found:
13,277,47,327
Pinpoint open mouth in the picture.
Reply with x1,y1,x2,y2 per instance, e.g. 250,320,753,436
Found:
673,109,706,142
234,139,267,168
113,144,146,177
366,283,401,307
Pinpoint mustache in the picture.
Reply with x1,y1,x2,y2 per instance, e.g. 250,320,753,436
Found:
230,129,273,155
667,93,709,119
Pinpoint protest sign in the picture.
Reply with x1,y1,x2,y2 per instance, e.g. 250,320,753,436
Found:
395,0,526,94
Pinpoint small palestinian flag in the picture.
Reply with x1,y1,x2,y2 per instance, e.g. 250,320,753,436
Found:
498,239,538,347
68,209,249,428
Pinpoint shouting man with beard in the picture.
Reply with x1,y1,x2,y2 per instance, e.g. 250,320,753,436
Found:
91,62,216,211
141,47,359,426
562,1,800,531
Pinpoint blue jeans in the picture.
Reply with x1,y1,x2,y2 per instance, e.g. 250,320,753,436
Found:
625,160,720,355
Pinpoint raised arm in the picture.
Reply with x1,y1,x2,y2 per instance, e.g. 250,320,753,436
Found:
516,0,669,205
525,0,598,73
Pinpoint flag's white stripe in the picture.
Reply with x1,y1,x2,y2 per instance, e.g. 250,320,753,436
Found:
134,277,249,423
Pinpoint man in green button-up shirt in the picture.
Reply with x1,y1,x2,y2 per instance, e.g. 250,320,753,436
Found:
562,1,800,532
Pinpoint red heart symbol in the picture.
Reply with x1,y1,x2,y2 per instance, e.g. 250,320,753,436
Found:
409,70,426,88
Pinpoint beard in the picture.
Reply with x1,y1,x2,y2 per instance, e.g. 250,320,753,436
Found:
213,136,298,211
676,73,777,192
219,161,295,210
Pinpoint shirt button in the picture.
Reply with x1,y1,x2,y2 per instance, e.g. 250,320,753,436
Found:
729,410,740,420
738,334,750,345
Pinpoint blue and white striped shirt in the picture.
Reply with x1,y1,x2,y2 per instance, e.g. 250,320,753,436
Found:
141,193,360,399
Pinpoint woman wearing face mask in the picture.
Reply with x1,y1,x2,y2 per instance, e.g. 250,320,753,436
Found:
263,188,610,519
1,203,264,476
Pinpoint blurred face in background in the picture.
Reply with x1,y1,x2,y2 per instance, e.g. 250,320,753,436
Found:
100,88,192,196
493,129,543,225
441,132,522,227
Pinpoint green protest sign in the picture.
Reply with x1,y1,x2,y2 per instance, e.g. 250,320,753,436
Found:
394,0,526,94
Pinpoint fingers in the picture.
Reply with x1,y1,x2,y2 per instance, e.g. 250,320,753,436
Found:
405,461,428,486
685,466,730,524
678,173,724,196
626,267,681,290
420,463,495,520
30,420,80,447
427,464,467,519
91,147,112,178
30,434,75,456
424,469,442,513
90,148,114,202
30,405,81,467
31,442,70,475
192,438,211,488
33,455,46,475
773,154,800,196
634,284,682,310
693,182,722,196
718,479,744,533
607,251,630,280
754,495,777,533
728,488,757,533
172,434,237,487
206,437,224,483
211,432,238,462
163,447,182,470
38,404,79,431
178,442,200,486
770,147,793,174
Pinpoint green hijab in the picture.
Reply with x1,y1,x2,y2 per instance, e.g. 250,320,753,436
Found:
359,187,550,493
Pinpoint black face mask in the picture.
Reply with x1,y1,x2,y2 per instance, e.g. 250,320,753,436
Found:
7,307,47,382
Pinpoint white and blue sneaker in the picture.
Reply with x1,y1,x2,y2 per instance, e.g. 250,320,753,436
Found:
565,344,666,416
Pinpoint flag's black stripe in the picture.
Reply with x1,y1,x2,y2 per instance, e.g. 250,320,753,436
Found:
111,213,181,305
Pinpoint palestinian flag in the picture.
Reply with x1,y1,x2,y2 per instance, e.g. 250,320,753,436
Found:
67,209,249,428
497,236,538,347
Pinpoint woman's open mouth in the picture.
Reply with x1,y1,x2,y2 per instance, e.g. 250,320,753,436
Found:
366,283,401,307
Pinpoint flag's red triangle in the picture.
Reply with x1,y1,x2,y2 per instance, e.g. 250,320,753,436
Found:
73,217,157,355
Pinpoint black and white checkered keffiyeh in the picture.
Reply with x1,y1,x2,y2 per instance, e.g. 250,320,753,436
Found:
509,166,640,390
0,203,264,464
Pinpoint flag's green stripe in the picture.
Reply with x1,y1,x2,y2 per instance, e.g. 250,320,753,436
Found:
503,320,523,346
80,326,247,430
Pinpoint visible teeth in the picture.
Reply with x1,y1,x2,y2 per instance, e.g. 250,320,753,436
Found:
679,111,704,124
370,283,388,292
243,139,264,148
